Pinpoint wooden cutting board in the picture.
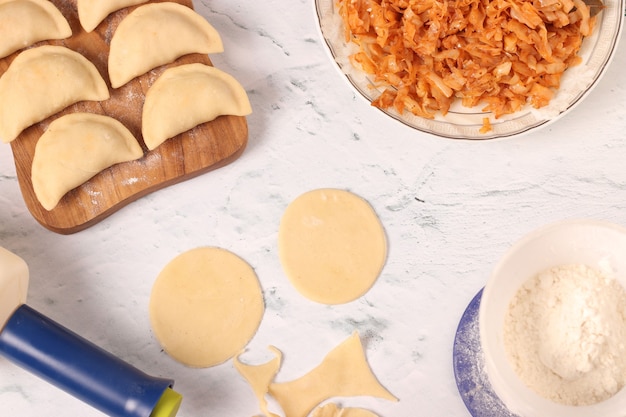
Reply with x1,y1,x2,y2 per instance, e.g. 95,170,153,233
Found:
0,0,248,234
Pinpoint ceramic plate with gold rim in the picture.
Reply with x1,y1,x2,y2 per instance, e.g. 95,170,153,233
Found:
314,0,624,140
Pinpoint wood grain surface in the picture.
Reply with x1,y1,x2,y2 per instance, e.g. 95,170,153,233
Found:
0,0,248,234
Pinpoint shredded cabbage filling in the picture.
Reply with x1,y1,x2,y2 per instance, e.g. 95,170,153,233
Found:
337,0,596,121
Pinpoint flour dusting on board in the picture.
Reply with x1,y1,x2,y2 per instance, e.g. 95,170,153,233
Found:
121,177,141,186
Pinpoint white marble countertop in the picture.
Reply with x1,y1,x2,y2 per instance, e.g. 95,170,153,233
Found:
2,1,626,416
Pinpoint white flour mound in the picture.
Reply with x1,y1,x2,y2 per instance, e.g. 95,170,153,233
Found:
504,264,626,406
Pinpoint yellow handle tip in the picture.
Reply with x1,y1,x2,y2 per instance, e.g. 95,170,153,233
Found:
150,387,182,417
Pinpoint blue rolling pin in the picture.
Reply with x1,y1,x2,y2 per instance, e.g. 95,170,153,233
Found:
0,247,182,417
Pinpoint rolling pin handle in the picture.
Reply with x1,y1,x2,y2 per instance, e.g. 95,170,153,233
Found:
0,304,181,417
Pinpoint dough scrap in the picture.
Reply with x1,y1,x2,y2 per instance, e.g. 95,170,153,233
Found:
234,347,283,417
149,247,265,368
268,332,397,417
142,63,251,150
108,2,224,88
311,403,380,417
76,0,149,32
0,45,110,143
0,0,71,59
278,189,387,304
31,113,143,211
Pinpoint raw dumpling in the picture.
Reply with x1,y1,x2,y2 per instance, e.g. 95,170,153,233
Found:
76,0,149,32
0,0,71,59
0,45,110,143
31,113,144,211
108,2,223,88
142,63,251,150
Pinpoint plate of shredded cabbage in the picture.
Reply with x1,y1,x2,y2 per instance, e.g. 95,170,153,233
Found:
315,0,624,139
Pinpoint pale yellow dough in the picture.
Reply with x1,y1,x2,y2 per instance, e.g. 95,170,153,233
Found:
76,0,149,32
278,189,387,304
149,247,264,368
108,2,224,88
268,332,397,417
234,347,283,417
31,113,143,211
0,0,71,59
234,333,395,417
142,63,252,150
0,45,110,143
0,247,29,335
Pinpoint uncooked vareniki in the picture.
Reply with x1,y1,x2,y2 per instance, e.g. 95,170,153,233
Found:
0,0,71,59
31,113,144,211
76,0,149,32
142,63,251,150
108,2,223,88
0,45,109,143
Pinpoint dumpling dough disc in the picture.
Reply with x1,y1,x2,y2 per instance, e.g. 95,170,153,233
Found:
0,45,110,143
76,0,149,32
142,63,252,150
0,0,72,59
108,2,224,88
278,189,387,304
149,247,265,368
31,113,144,211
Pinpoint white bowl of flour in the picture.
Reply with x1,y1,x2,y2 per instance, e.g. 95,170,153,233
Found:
479,219,626,417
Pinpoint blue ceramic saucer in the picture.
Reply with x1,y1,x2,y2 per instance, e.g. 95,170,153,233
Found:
453,289,519,417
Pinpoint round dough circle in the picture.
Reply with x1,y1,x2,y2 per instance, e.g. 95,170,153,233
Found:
278,189,387,304
149,247,264,368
